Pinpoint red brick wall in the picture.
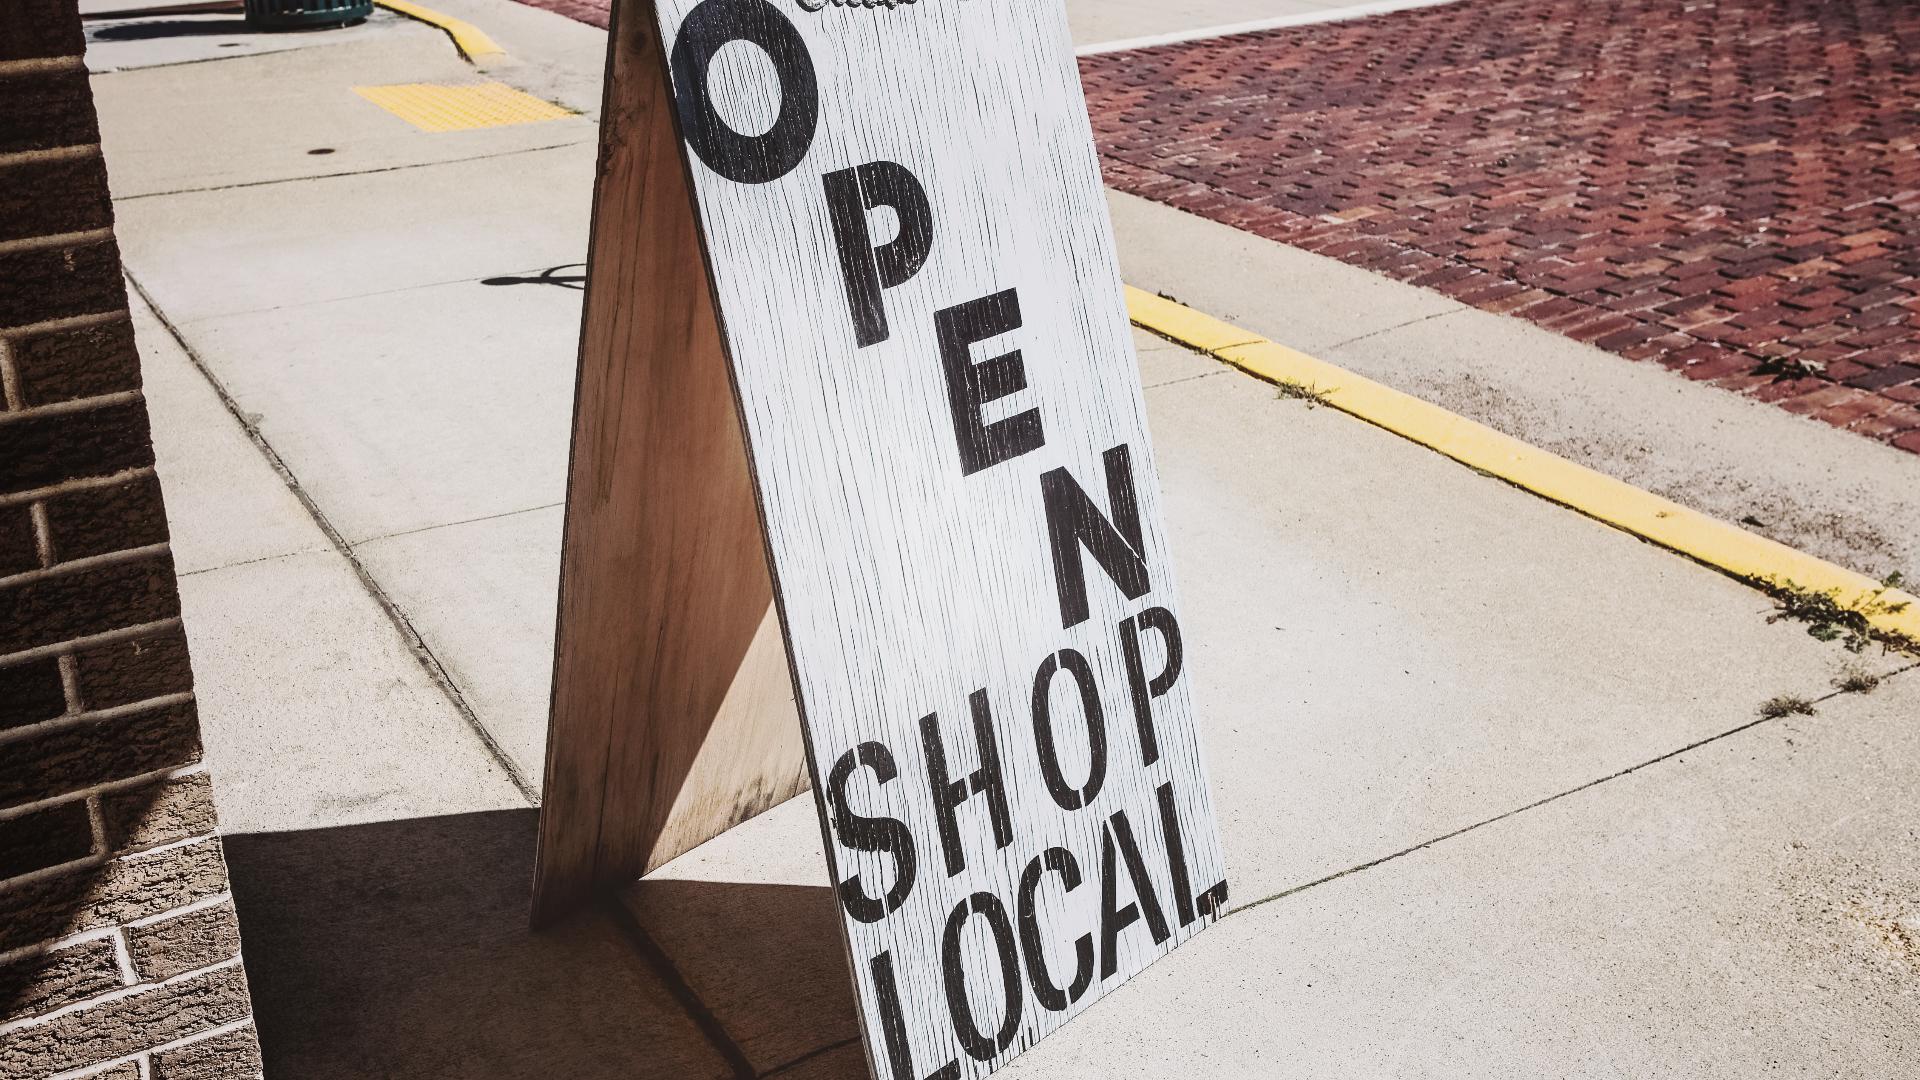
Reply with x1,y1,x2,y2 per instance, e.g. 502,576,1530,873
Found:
0,2,265,1075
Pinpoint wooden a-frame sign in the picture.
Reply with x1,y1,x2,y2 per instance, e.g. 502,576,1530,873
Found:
534,0,1229,1075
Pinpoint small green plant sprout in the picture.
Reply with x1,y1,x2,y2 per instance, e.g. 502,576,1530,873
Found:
1274,378,1334,408
1761,573,1915,655
1759,695,1817,720
1832,666,1881,695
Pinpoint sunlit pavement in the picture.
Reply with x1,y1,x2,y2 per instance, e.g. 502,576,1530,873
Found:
81,1,1920,1076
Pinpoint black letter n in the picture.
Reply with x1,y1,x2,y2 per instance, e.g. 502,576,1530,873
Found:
1041,444,1150,629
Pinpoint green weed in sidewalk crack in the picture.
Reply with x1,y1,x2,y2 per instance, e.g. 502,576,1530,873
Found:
1759,695,1818,720
1274,378,1334,408
1832,665,1882,695
1758,572,1916,657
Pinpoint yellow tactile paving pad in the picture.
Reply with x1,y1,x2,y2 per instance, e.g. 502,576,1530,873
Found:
353,82,575,133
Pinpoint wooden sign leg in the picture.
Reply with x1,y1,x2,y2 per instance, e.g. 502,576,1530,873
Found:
531,0,804,926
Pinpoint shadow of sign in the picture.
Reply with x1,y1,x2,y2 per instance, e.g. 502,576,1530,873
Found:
224,810,860,1079
480,265,588,291
90,20,255,41
626,877,863,1077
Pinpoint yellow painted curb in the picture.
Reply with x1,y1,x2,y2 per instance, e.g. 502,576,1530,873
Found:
1124,285,1920,645
375,0,506,61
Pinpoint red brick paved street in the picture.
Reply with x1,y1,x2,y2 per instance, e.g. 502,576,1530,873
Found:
514,0,1920,453
1079,0,1920,453
518,0,608,28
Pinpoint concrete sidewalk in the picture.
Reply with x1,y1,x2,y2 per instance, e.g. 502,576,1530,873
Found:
87,3,1920,1077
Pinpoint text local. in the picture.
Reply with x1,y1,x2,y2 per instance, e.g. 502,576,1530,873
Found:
669,1,1227,1076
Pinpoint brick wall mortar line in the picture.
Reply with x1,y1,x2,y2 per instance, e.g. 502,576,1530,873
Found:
104,830,217,864
0,690,194,750
0,56,87,78
0,927,119,969
121,890,233,931
47,1018,256,1080
0,851,102,896
0,884,227,969
0,762,205,825
0,618,183,669
0,467,158,511
0,828,213,897
0,308,130,344
0,388,145,427
109,929,136,987
58,653,83,713
0,145,103,172
0,337,20,410
84,794,107,857
0,540,170,591
30,502,55,568
0,227,117,260
0,955,243,1038
0,937,147,1049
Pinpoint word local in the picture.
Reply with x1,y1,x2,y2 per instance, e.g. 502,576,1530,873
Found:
825,612,1227,1079
669,1,1226,1077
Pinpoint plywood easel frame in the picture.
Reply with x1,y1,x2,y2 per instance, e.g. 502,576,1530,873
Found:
531,0,806,925
535,7,1230,1077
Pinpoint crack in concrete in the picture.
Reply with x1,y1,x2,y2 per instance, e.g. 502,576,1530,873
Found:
350,500,563,548
603,897,759,1080
1231,661,1920,918
115,137,593,203
1141,369,1227,392
1320,306,1461,353
127,271,542,806
758,1036,862,1078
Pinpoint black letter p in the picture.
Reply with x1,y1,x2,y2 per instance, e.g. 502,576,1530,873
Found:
824,161,934,348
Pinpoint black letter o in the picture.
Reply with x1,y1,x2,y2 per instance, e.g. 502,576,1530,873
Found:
669,0,819,184
942,893,1024,1061
1031,649,1108,811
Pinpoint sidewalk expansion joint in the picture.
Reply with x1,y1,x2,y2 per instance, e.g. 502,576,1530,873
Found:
760,1037,862,1079
352,500,563,548
115,138,592,203
125,272,541,807
1231,661,1918,919
1319,306,1460,353
603,897,758,1080
1125,285,1920,647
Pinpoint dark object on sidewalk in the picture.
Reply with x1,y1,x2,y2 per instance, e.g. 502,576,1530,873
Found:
481,264,587,290
83,1,245,16
244,0,372,29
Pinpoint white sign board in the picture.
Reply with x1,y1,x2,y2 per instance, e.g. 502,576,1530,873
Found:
651,1,1229,1075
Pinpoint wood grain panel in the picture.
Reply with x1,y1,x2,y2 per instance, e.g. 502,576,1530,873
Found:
639,1,1230,1077
531,0,805,926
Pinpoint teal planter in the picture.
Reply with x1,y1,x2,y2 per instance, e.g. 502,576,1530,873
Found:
244,0,373,29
